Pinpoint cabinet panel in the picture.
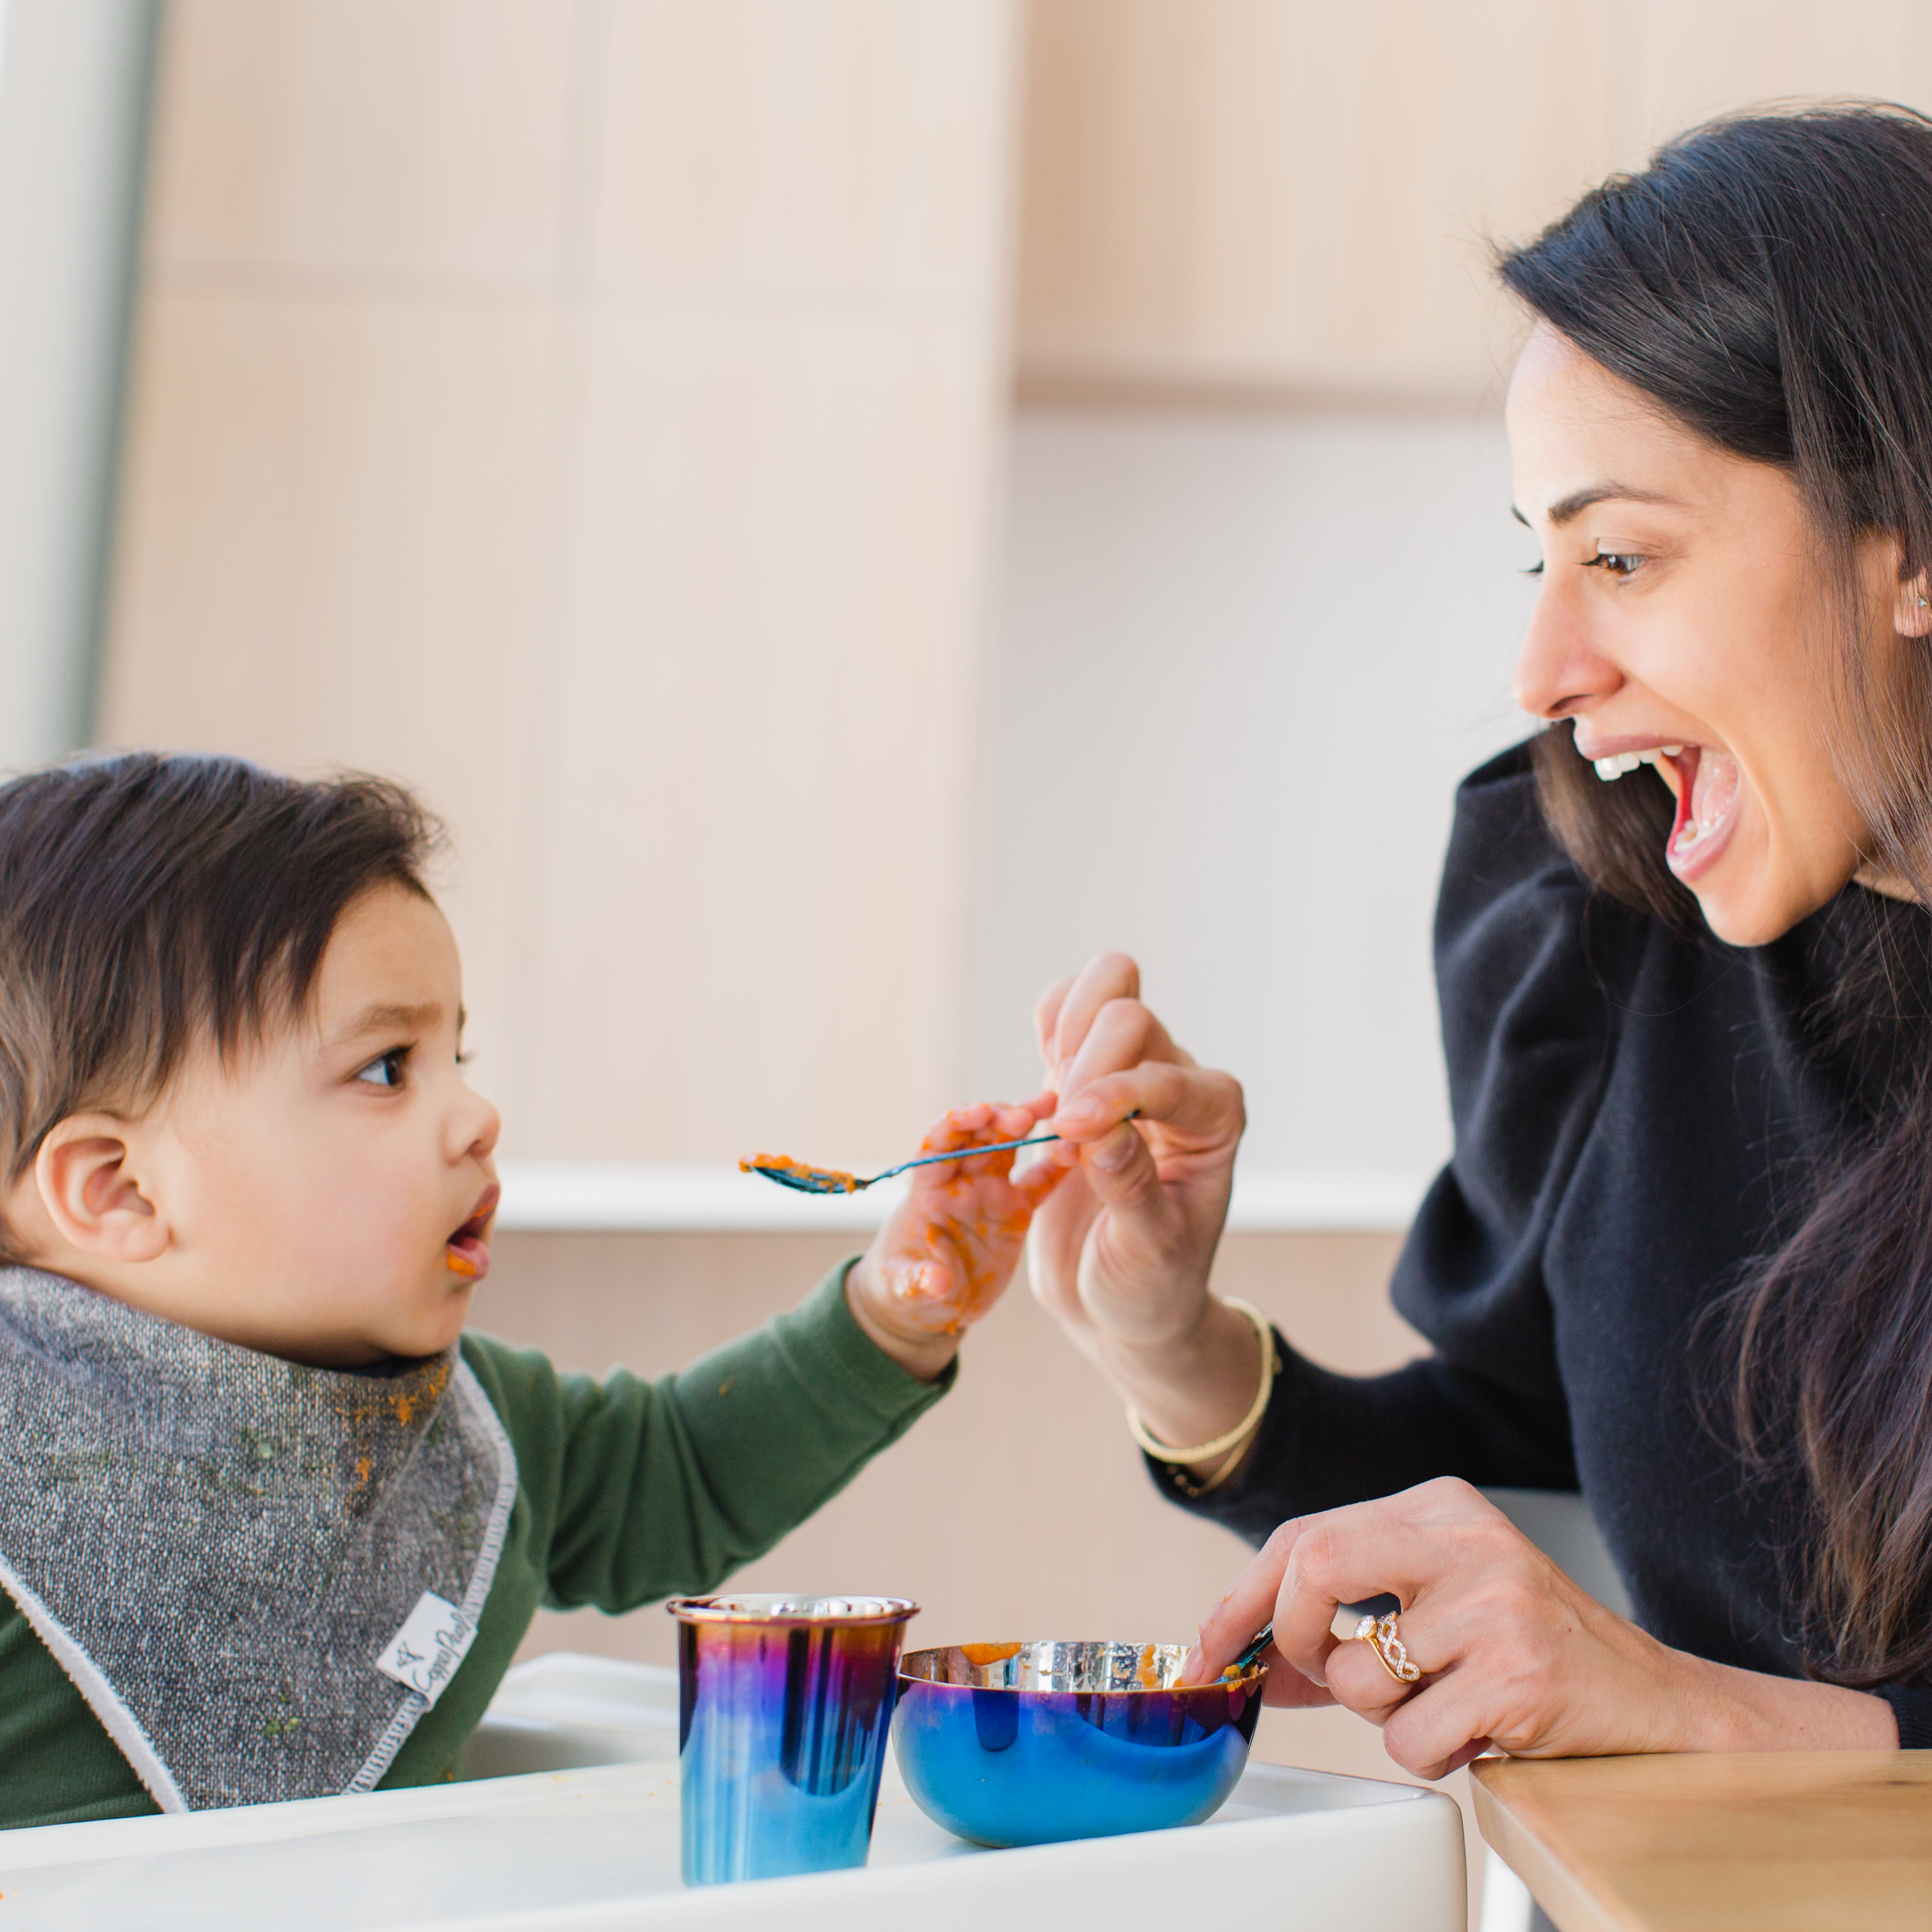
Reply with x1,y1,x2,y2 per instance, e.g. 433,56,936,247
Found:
97,291,554,1078
1016,0,1932,400
145,0,576,280
520,304,998,1160
102,1,1018,1162
591,0,1012,303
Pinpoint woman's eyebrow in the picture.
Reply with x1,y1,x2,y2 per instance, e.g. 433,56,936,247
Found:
1513,483,1686,527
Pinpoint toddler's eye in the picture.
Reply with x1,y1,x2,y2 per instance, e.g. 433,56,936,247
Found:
1584,550,1643,577
356,1049,407,1088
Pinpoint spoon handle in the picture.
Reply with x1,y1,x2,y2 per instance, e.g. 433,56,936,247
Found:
875,1132,1061,1182
1230,1622,1274,1674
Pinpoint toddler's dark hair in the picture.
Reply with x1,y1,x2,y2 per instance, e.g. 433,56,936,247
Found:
0,752,441,1258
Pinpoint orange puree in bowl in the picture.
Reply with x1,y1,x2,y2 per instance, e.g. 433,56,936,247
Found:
959,1642,1024,1668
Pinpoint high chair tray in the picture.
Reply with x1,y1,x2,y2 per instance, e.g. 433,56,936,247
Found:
0,1652,1465,1931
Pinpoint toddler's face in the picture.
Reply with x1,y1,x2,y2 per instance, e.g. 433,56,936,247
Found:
13,883,501,1366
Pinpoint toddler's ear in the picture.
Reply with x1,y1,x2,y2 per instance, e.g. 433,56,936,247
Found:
33,1117,168,1264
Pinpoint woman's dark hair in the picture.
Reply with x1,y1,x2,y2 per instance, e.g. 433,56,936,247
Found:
0,752,441,1260
1499,103,1932,1684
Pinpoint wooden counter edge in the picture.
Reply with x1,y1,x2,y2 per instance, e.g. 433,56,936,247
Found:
1469,1758,1642,1932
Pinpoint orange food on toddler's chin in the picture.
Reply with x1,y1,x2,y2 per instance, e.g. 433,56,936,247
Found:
737,1152,862,1193
959,1641,1024,1668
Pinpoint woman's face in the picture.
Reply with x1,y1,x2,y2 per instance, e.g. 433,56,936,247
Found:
1506,322,1923,947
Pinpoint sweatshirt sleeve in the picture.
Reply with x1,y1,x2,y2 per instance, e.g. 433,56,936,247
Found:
1879,1686,1932,1750
462,1260,951,1612
1169,744,1648,1542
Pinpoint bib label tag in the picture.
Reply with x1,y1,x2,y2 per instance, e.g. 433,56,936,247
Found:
375,1591,476,1706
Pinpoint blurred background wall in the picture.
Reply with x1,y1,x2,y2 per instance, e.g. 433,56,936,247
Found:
65,0,1932,1187
13,0,1932,1912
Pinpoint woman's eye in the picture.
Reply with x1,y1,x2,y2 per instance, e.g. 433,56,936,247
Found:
1521,560,1545,577
356,1049,407,1088
1584,550,1644,577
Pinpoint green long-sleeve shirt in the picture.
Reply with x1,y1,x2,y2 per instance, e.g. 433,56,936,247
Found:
0,1261,948,1831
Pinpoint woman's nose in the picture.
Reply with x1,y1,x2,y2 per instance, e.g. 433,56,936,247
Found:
1512,581,1624,719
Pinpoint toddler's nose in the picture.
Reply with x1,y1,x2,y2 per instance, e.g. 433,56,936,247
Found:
452,1085,501,1164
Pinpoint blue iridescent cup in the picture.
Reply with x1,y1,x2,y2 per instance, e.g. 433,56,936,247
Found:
893,1640,1266,1847
668,1593,917,1886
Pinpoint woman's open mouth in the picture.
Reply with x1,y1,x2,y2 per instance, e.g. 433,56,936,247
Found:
446,1183,499,1283
1583,736,1742,884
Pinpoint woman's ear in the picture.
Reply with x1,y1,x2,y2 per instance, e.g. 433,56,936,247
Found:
1893,562,1932,638
33,1117,169,1264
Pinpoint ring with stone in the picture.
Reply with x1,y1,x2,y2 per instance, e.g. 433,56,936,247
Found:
1353,1610,1423,1684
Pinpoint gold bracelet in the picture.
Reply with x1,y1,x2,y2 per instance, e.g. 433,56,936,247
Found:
1125,1298,1277,1466
1189,1430,1258,1497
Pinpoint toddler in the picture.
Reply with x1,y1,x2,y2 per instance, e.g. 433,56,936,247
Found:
0,753,1063,1827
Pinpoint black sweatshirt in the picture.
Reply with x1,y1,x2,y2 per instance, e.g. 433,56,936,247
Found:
1165,740,1932,1748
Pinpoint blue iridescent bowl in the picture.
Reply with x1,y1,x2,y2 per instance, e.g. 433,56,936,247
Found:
893,1640,1266,1849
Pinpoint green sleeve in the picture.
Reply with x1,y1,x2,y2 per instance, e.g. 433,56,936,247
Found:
461,1259,953,1613
0,1261,948,1827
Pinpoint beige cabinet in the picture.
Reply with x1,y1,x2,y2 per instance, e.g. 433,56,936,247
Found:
1016,0,1932,402
100,0,1018,1163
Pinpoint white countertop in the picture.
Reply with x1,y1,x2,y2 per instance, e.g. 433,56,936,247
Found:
0,1654,1467,1931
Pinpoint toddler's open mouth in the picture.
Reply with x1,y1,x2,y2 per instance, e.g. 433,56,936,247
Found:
446,1183,499,1282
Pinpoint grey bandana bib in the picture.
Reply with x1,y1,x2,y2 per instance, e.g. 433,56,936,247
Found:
0,1268,516,1811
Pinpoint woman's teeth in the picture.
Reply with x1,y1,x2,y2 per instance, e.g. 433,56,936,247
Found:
1592,744,1684,781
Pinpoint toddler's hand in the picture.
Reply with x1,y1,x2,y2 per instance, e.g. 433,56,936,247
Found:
846,1099,1072,1379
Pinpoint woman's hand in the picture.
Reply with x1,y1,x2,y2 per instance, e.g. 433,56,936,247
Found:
846,1099,1068,1380
1028,953,1259,1456
1188,1477,1898,1775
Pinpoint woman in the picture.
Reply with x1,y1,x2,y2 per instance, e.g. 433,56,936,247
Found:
1029,104,1932,1776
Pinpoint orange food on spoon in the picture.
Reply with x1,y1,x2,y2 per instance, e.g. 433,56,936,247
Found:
737,1152,863,1194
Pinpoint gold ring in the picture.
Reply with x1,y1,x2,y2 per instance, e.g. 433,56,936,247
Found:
1353,1611,1422,1684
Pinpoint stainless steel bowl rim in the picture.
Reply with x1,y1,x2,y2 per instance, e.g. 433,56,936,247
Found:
899,1639,1266,1693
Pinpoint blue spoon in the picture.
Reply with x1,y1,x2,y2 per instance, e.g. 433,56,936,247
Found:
1229,1623,1274,1675
739,1132,1063,1196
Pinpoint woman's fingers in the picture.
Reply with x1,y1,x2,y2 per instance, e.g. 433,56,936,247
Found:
1321,1620,1429,1724
1056,996,1191,1111
1271,1514,1438,1682
1034,973,1075,1067
1054,1062,1242,1151
1189,1520,1305,1681
1378,1673,1502,1780
1039,953,1142,1084
1253,1649,1338,1710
